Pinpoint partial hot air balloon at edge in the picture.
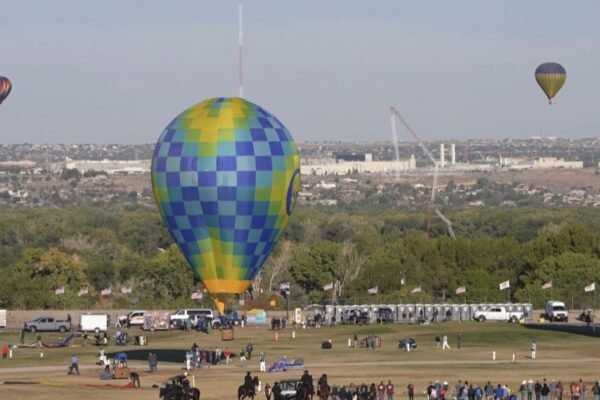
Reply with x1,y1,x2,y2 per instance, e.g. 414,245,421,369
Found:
151,97,300,313
0,76,11,105
535,62,566,104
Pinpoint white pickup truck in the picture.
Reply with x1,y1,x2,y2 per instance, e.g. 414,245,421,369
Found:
473,306,523,323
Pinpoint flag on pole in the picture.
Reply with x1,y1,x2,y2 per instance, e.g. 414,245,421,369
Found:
542,281,553,290
100,287,112,296
323,282,334,291
191,291,203,300
54,286,65,295
279,282,290,291
78,287,89,297
499,280,510,290
367,286,378,294
411,286,421,294
121,286,132,294
585,282,596,293
455,286,466,295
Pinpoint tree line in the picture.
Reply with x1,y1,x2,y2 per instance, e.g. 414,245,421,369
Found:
1,204,600,310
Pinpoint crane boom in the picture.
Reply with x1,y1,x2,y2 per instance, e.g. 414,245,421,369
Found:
435,209,456,239
390,107,437,166
389,113,401,182
389,105,455,239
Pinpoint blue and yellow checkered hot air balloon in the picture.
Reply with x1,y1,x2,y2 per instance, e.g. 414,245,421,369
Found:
535,62,566,104
151,97,300,311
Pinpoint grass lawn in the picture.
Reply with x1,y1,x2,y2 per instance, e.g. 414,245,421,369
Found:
1,321,599,400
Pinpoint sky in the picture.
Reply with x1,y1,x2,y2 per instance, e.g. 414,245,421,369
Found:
1,1,599,144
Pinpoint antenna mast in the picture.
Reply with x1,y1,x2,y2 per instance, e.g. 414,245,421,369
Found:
238,0,244,98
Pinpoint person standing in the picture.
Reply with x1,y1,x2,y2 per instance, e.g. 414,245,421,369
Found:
68,354,80,375
528,380,534,400
224,347,231,365
273,382,282,400
246,342,254,359
542,380,551,400
531,340,537,360
557,381,564,400
580,379,587,400
386,380,394,400
591,381,599,400
377,381,386,400
408,383,415,400
520,381,528,400
442,334,451,350
535,380,542,400
259,351,266,372
265,382,272,400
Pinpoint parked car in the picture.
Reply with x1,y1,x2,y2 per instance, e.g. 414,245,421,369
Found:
341,309,370,325
376,307,395,323
24,316,71,333
278,379,302,399
116,310,147,328
472,306,523,323
170,309,214,329
545,300,568,322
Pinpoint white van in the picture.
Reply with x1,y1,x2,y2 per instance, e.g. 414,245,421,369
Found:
545,300,568,322
79,314,108,333
170,309,214,328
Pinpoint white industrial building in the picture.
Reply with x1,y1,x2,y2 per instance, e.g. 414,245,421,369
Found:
300,154,417,176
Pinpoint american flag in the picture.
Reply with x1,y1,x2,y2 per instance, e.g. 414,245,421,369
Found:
542,281,552,290
323,282,334,291
191,291,203,300
121,286,132,294
367,286,378,294
54,286,65,295
100,287,112,296
78,287,89,297
279,282,290,291
455,286,466,295
411,286,421,294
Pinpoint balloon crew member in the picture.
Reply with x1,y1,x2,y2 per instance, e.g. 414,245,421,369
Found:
130,371,141,388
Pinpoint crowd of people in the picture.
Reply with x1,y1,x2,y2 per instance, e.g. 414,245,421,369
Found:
254,373,600,400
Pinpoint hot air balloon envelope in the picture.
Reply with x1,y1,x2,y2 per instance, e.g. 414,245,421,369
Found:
535,62,566,104
151,97,300,297
0,77,12,105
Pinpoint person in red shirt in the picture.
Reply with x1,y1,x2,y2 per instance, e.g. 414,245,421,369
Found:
2,344,8,359
378,381,386,400
386,380,395,400
224,347,231,365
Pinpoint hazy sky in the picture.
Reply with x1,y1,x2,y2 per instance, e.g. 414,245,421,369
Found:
1,1,599,144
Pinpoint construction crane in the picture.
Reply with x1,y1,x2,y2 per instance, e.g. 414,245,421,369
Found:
389,106,456,239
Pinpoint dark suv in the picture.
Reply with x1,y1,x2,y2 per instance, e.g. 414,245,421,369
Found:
342,309,369,325
376,307,395,324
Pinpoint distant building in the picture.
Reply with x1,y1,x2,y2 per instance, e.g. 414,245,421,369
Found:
63,158,151,174
301,153,416,176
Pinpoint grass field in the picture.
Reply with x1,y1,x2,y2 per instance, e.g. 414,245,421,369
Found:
1,321,599,400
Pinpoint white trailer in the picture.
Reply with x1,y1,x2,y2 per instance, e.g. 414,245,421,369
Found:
79,314,108,333
0,309,6,329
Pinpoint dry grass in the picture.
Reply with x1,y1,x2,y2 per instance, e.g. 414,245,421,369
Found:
1,322,599,400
